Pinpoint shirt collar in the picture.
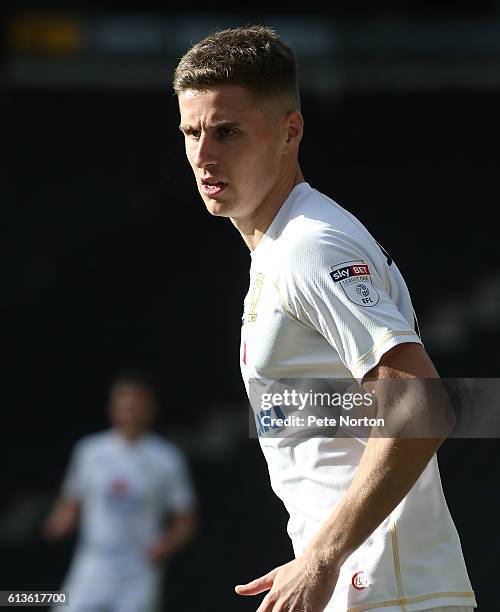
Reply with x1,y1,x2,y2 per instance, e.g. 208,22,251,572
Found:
251,181,311,260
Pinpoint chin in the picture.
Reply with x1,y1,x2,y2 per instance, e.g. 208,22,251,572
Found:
204,198,232,217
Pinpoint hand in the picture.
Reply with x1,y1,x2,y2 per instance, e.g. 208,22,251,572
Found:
235,554,339,612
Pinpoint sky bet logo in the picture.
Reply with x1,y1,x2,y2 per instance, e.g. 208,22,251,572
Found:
329,261,380,307
330,264,370,282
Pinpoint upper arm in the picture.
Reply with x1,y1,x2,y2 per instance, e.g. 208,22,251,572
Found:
361,343,452,440
56,496,81,519
362,342,439,383
162,448,197,514
61,438,89,500
170,508,198,530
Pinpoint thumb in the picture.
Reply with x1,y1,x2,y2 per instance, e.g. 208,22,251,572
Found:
235,568,277,596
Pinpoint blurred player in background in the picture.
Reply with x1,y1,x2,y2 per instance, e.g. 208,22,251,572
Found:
43,370,197,612
174,25,476,612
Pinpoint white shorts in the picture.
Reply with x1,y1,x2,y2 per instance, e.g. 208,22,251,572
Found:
53,550,162,612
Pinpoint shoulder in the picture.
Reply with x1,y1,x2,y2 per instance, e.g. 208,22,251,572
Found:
70,430,112,462
272,188,385,292
144,434,187,466
74,430,111,451
276,185,381,266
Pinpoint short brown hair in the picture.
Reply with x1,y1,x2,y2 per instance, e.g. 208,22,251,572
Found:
173,25,300,111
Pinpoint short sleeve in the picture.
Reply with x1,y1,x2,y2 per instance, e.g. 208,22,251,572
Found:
162,447,196,514
60,439,87,500
275,227,422,379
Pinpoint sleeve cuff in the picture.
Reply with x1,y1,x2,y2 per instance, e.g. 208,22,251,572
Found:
351,330,423,379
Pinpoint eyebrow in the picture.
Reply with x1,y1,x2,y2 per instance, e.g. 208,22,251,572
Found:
178,119,241,133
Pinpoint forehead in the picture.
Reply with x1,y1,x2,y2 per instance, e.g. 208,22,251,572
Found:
178,84,265,126
111,382,149,398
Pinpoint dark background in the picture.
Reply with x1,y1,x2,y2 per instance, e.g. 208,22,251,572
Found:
2,2,499,610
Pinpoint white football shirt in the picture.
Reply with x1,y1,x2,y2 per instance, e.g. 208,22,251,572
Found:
240,182,476,611
62,429,195,573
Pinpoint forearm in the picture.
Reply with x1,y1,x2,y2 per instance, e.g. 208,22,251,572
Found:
305,344,451,572
43,497,80,540
157,511,197,553
305,435,443,571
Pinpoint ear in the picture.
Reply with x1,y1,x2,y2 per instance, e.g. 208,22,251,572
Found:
284,111,304,150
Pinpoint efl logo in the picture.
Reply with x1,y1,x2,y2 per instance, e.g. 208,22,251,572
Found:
351,571,368,590
329,260,380,307
330,264,370,282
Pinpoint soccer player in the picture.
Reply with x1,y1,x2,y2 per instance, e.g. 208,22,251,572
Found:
43,371,197,612
173,26,476,612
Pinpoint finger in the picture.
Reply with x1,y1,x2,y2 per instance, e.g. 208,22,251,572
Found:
255,590,277,612
235,568,277,596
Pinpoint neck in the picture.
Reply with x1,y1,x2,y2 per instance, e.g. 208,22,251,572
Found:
232,164,305,251
116,428,146,442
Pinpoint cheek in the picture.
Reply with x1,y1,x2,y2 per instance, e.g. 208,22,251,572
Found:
183,138,198,165
242,142,281,181
184,145,195,168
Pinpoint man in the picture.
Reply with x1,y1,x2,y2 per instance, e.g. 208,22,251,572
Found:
43,371,197,612
174,25,476,612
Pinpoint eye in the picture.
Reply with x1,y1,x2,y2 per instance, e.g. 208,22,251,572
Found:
218,126,237,138
188,129,201,140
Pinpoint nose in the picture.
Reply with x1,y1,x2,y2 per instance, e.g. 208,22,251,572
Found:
192,133,217,169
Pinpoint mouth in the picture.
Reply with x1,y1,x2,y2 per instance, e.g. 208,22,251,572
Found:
200,178,228,198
